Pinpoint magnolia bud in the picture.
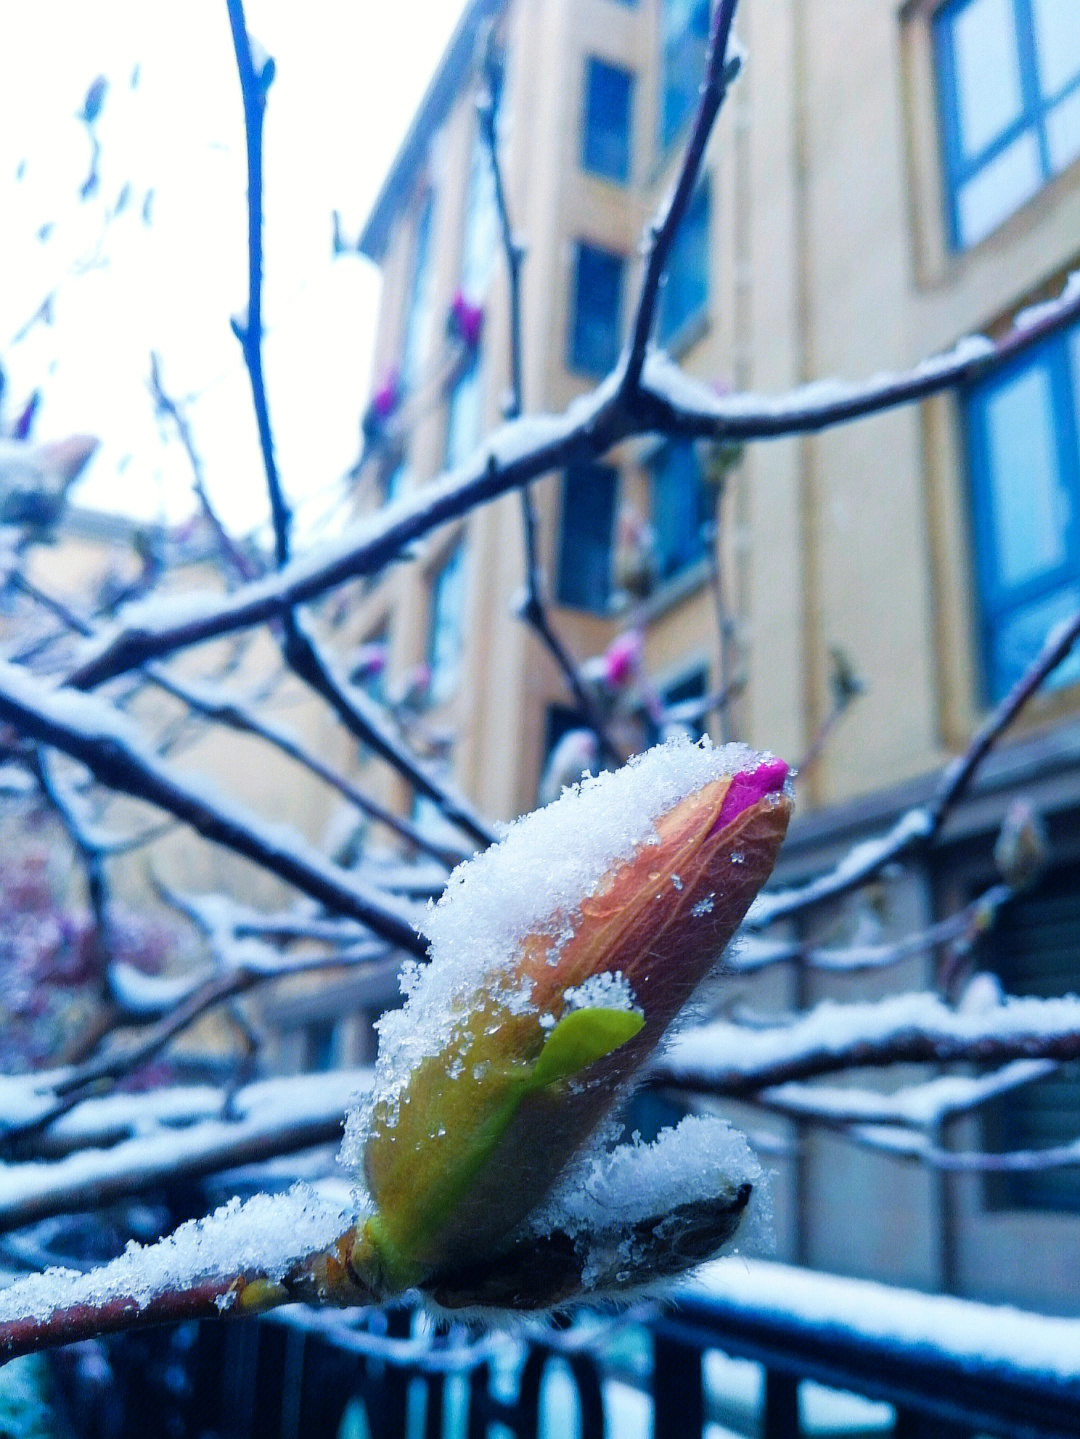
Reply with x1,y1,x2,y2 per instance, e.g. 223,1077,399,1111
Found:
351,741,792,1294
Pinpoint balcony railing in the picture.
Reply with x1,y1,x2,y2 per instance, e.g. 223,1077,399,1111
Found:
68,1260,1080,1439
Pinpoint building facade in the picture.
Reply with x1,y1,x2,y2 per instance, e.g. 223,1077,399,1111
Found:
351,0,1080,1313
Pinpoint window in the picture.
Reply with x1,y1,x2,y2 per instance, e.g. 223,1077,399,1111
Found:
935,0,1080,247
570,242,625,375
981,860,1080,1212
664,665,708,731
461,61,503,299
649,439,709,582
305,1019,340,1072
582,57,634,182
445,356,482,471
383,455,410,505
658,181,709,346
401,192,435,386
428,543,466,704
965,320,1080,699
659,0,711,150
556,463,618,611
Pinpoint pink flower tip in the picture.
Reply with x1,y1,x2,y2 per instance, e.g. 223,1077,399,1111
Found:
712,757,790,835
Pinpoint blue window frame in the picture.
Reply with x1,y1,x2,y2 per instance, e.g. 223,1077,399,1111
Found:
428,543,466,704
659,0,711,151
556,463,618,611
582,57,634,182
570,242,625,375
445,355,482,471
401,193,435,386
965,319,1080,700
935,0,1080,248
650,439,709,583
658,181,709,346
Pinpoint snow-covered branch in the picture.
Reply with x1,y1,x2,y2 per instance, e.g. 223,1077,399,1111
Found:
733,882,1012,974
59,269,1080,693
747,608,1080,928
0,1071,369,1233
655,991,1080,1095
0,658,426,953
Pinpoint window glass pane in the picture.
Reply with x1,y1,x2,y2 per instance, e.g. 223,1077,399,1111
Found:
658,183,709,345
1070,329,1080,443
384,457,410,505
582,58,634,182
956,129,1041,243
428,545,466,703
557,464,617,611
1047,86,1080,171
988,585,1080,697
982,362,1068,588
660,0,711,148
461,134,498,299
651,440,708,581
570,243,625,375
1031,0,1080,99
402,194,435,387
446,358,481,471
950,0,1024,159
461,63,503,299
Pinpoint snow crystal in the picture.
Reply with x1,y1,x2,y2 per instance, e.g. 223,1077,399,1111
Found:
0,1184,352,1326
341,737,785,1171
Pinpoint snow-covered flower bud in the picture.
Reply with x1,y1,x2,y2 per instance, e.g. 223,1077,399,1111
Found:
345,738,791,1296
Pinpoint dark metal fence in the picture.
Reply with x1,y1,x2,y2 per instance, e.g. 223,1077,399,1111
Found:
80,1279,1080,1439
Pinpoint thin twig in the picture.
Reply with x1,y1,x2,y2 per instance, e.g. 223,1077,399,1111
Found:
225,0,291,567
749,609,1080,928
149,351,261,581
619,0,741,395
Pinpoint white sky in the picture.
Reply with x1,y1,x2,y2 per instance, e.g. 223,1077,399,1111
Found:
0,0,469,535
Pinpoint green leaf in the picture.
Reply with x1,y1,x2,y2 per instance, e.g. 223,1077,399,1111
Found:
529,1007,644,1090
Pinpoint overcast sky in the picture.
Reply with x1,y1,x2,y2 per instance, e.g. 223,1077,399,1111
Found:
0,1,469,535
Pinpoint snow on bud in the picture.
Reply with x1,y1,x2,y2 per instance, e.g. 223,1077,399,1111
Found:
345,738,791,1296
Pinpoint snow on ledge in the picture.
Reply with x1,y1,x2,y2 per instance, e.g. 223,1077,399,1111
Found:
686,1258,1080,1384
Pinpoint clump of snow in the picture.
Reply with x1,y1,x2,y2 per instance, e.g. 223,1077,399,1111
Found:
540,1114,761,1235
562,971,639,1015
0,1184,353,1327
341,737,783,1171
532,1115,765,1289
